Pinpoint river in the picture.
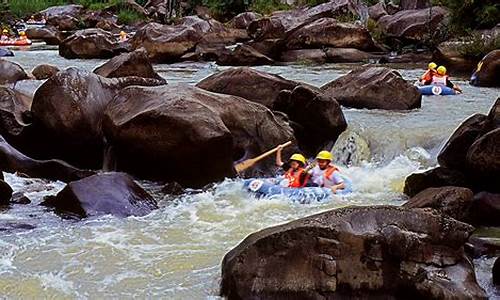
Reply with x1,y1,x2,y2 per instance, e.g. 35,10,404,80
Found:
1,49,499,298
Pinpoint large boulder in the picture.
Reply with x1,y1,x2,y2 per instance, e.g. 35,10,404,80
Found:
466,128,500,192
403,186,473,221
321,66,421,110
31,64,60,80
216,45,274,66
221,206,486,299
0,180,13,205
0,59,29,85
0,135,95,183
274,85,347,154
470,50,500,87
93,48,165,81
59,28,129,59
433,42,479,74
103,84,295,187
25,26,64,45
368,2,388,21
377,7,448,42
468,192,500,227
28,68,164,169
229,12,262,29
39,4,85,18
404,167,467,197
130,23,202,62
42,172,157,218
284,18,377,51
0,86,31,142
197,67,299,108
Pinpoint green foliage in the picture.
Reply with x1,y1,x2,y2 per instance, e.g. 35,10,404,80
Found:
8,0,65,17
458,33,500,59
249,0,289,15
433,0,500,31
117,8,145,24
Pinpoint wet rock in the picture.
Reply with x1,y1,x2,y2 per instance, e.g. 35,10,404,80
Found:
400,0,429,10
368,2,388,21
0,87,31,141
47,15,79,31
221,205,486,299
469,192,500,227
0,48,14,57
245,39,284,59
0,222,35,232
438,114,489,171
103,84,295,187
470,49,500,87
59,28,130,59
248,17,286,41
0,180,13,205
487,97,500,128
10,192,31,204
40,4,85,18
42,172,158,218
31,64,60,80
321,66,421,110
274,85,347,154
29,68,164,168
93,48,165,82
229,12,262,29
285,18,377,51
403,186,473,221
130,23,202,63
216,45,274,66
377,6,448,43
466,128,500,192
197,67,299,108
467,235,500,258
494,257,500,285
280,48,327,63
0,59,29,85
0,135,95,182
25,26,64,45
324,48,377,62
404,167,467,197
433,42,479,74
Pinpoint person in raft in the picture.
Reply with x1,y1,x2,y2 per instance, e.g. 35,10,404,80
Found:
420,62,437,85
275,145,309,188
119,31,128,42
432,66,463,93
1,29,9,41
308,151,346,194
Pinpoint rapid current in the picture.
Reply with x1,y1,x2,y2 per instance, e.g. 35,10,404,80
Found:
1,49,499,298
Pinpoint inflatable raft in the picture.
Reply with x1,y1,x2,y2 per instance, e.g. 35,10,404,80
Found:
243,176,352,203
0,39,32,46
418,85,456,96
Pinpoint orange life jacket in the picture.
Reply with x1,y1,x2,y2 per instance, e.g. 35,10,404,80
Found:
421,69,434,83
285,167,308,188
431,74,448,85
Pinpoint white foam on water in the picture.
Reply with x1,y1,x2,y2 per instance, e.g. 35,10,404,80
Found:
38,272,75,295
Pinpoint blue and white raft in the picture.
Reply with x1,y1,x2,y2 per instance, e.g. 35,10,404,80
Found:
418,85,456,96
243,177,352,203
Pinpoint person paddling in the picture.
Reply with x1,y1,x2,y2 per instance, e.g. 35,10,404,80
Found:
420,62,437,85
275,145,309,188
308,150,346,194
432,66,463,93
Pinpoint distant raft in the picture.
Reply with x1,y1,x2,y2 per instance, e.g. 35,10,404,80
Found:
0,39,32,46
243,176,352,203
418,85,456,96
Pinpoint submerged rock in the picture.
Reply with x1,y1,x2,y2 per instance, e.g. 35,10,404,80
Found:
10,192,31,204
103,84,295,187
0,48,14,57
0,180,13,205
59,28,129,59
0,59,29,85
403,186,473,221
93,48,165,81
221,205,486,299
321,66,421,110
42,172,158,218
470,50,500,87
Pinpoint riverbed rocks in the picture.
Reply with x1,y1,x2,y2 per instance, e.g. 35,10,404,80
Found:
42,172,158,218
93,48,165,81
0,135,94,183
59,28,130,59
103,84,295,187
321,66,421,110
469,192,500,227
494,257,500,285
433,42,479,74
229,12,262,30
25,26,64,45
216,45,274,66
220,205,486,299
31,64,60,80
403,186,473,221
470,50,500,87
284,18,377,51
130,23,202,62
0,179,12,205
28,67,165,169
0,59,29,85
368,2,388,21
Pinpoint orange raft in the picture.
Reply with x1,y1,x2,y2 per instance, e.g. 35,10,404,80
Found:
0,39,32,46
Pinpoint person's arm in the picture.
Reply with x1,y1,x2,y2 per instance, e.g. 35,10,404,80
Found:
448,79,462,93
276,145,284,167
330,172,346,193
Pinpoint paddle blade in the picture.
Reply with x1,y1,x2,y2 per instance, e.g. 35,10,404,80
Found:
234,159,255,173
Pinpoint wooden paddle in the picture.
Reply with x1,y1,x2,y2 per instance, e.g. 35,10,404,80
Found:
234,141,292,173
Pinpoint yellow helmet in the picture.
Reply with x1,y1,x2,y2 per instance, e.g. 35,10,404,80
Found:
19,31,25,36
120,31,126,36
316,150,333,161
428,62,437,70
437,66,447,75
2,29,7,33
289,153,306,165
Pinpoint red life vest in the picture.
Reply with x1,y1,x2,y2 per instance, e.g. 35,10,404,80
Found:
420,69,434,83
431,74,448,85
284,167,308,188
